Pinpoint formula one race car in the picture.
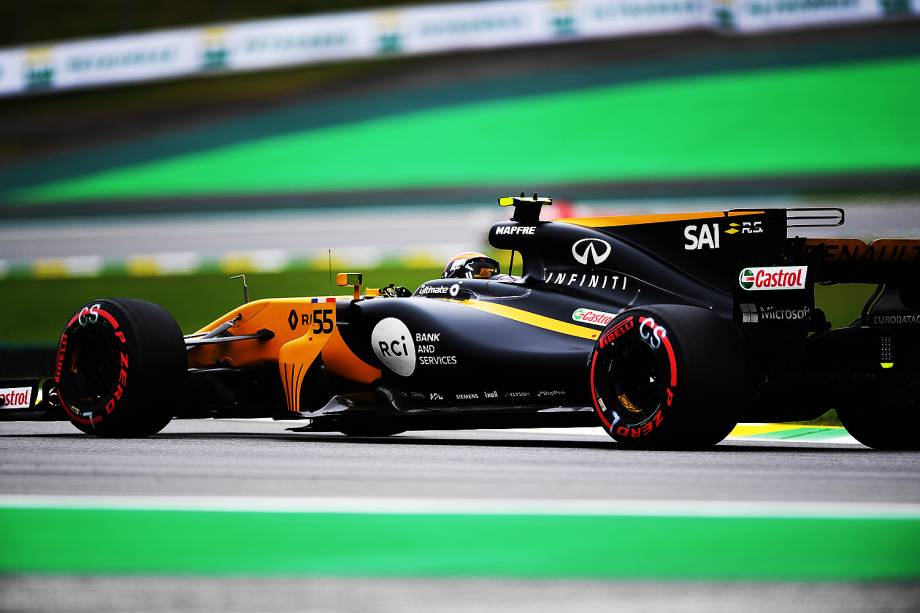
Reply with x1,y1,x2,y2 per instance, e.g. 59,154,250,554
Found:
2,196,918,449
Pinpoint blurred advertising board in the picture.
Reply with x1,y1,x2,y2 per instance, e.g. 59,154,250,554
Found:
0,0,915,97
201,13,377,72
717,0,884,31
49,31,200,90
0,50,24,95
576,0,711,37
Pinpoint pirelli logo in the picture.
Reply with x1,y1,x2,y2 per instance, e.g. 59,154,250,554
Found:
599,316,634,349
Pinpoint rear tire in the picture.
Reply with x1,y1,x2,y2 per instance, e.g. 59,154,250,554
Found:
55,299,185,437
806,326,920,450
837,379,920,451
589,305,745,449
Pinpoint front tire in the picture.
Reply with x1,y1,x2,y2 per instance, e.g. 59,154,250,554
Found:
589,305,745,449
55,299,185,437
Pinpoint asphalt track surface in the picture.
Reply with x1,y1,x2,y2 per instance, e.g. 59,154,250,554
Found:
0,420,914,502
1,200,918,266
2,420,919,612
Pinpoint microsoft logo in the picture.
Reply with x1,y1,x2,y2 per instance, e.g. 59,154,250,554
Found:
739,303,758,323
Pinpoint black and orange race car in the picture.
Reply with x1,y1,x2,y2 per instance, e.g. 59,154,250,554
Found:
2,196,918,449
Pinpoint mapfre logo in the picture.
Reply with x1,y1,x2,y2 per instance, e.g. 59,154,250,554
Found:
572,238,611,266
739,266,807,291
371,317,416,377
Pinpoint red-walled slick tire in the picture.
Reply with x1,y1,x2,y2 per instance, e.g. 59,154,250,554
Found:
589,305,746,449
54,299,185,437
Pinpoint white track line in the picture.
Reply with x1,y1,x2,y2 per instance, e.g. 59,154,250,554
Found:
1,495,918,519
233,421,862,445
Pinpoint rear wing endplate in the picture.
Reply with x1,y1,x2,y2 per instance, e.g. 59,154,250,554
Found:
785,207,844,229
729,207,844,229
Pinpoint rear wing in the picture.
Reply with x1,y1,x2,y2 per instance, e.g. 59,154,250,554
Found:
733,206,919,286
798,238,920,284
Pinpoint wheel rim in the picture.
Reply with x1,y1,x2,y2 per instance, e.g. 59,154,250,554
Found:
610,339,661,413
65,326,120,407
603,338,664,427
591,313,679,438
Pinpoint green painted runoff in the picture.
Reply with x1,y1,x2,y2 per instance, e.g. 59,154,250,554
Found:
10,57,920,204
1,507,919,580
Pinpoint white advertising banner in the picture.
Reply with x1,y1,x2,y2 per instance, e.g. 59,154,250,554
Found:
0,0,910,97
391,0,552,55
208,13,377,72
576,0,710,37
50,30,200,90
0,50,24,95
723,0,881,32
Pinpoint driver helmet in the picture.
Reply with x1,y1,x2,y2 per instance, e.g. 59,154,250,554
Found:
442,252,500,279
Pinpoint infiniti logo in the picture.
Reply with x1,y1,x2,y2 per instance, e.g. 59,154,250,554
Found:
572,238,612,266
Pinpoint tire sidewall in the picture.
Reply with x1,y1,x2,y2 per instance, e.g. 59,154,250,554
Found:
56,300,137,432
590,309,683,444
55,299,183,436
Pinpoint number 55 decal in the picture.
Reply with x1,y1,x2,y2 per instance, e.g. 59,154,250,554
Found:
312,309,334,334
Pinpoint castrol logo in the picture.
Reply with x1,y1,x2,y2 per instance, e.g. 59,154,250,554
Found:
739,266,807,291
0,386,32,409
572,308,616,327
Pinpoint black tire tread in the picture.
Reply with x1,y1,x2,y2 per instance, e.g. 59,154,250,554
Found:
61,298,185,437
594,304,745,450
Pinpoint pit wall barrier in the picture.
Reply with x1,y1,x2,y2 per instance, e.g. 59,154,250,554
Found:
0,0,916,97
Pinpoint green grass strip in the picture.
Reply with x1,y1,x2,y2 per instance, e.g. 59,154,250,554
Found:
1,508,919,580
10,57,920,204
0,267,443,345
0,270,871,346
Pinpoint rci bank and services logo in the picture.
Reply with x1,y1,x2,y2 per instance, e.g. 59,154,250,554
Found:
371,317,416,376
